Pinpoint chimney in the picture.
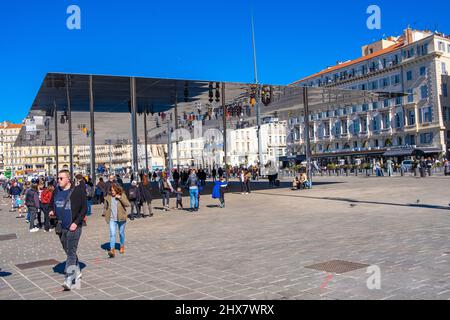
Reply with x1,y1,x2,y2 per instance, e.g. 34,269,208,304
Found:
405,28,413,45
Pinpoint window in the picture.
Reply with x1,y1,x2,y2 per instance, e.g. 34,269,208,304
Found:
383,114,390,129
395,96,403,105
420,132,433,145
443,107,449,122
442,83,448,97
353,141,358,149
406,71,413,81
362,104,369,112
442,62,447,75
420,67,426,76
408,109,415,126
391,74,400,85
381,77,390,87
352,119,360,135
438,42,445,51
420,106,433,123
372,118,379,132
407,89,414,103
342,120,348,134
406,135,416,146
362,118,367,132
373,102,379,110
395,113,403,128
384,99,390,108
448,44,450,53
420,85,429,100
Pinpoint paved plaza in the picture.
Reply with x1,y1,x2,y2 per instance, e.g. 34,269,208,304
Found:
0,175,449,300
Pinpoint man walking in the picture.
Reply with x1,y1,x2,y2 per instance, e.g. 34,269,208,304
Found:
386,158,394,177
49,170,87,291
185,169,199,212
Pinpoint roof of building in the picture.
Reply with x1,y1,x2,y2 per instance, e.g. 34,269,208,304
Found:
292,40,405,85
0,123,24,130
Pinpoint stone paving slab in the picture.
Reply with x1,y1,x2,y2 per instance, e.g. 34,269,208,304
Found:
1,175,450,300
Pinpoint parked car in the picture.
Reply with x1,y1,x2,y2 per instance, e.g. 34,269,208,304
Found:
401,160,414,172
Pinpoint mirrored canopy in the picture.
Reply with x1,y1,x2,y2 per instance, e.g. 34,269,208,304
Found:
16,73,405,148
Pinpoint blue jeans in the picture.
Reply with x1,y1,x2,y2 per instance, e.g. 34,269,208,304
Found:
109,220,126,250
87,199,92,216
189,188,199,209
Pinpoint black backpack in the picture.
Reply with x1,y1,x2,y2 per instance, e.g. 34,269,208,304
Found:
129,187,137,200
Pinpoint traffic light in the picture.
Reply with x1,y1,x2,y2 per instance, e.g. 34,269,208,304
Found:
261,85,272,106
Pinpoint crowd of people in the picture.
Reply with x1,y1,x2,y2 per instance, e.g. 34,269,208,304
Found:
0,166,242,291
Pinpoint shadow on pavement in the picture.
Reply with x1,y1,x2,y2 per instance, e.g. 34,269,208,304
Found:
0,269,12,278
251,191,450,211
53,262,87,275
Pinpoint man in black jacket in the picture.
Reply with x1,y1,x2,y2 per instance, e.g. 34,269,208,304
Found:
49,170,87,291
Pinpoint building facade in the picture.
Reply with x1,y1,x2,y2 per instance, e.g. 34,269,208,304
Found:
291,28,450,161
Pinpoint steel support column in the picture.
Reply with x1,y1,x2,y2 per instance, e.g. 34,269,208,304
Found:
303,87,312,185
130,77,139,177
65,75,74,178
53,100,59,175
89,75,96,186
143,109,149,172
222,82,227,169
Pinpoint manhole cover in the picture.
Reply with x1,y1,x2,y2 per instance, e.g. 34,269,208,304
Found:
15,259,60,270
305,260,370,274
0,234,17,241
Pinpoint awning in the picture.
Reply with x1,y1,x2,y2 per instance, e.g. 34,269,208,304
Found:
383,147,442,157
312,149,386,159
383,149,413,157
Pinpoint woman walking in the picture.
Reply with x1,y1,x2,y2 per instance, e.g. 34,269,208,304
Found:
104,184,130,258
25,183,40,233
159,172,173,211
138,174,153,217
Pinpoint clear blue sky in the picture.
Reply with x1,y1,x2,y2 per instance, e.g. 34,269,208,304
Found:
1,0,449,123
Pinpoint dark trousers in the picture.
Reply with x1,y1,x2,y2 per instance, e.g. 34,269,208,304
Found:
41,203,52,231
28,207,37,230
59,227,82,277
162,191,170,207
176,199,183,209
244,181,251,193
219,190,225,205
130,200,141,217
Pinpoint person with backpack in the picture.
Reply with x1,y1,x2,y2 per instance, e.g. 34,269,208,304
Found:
40,183,55,232
9,180,22,212
138,174,153,217
25,183,40,233
127,180,141,219
95,177,106,204
104,183,130,258
49,170,87,291
85,177,94,217
185,169,199,212
159,172,173,211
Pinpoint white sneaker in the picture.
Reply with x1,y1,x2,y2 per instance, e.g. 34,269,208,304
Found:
30,228,39,233
49,228,54,232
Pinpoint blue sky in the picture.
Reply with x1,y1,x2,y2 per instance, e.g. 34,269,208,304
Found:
1,0,449,123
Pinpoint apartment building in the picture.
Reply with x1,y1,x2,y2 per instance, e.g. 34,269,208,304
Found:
291,28,450,161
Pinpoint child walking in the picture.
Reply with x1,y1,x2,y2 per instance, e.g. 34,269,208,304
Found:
175,187,183,210
212,176,228,208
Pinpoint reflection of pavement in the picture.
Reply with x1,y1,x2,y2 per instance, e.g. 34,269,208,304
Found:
0,175,449,300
